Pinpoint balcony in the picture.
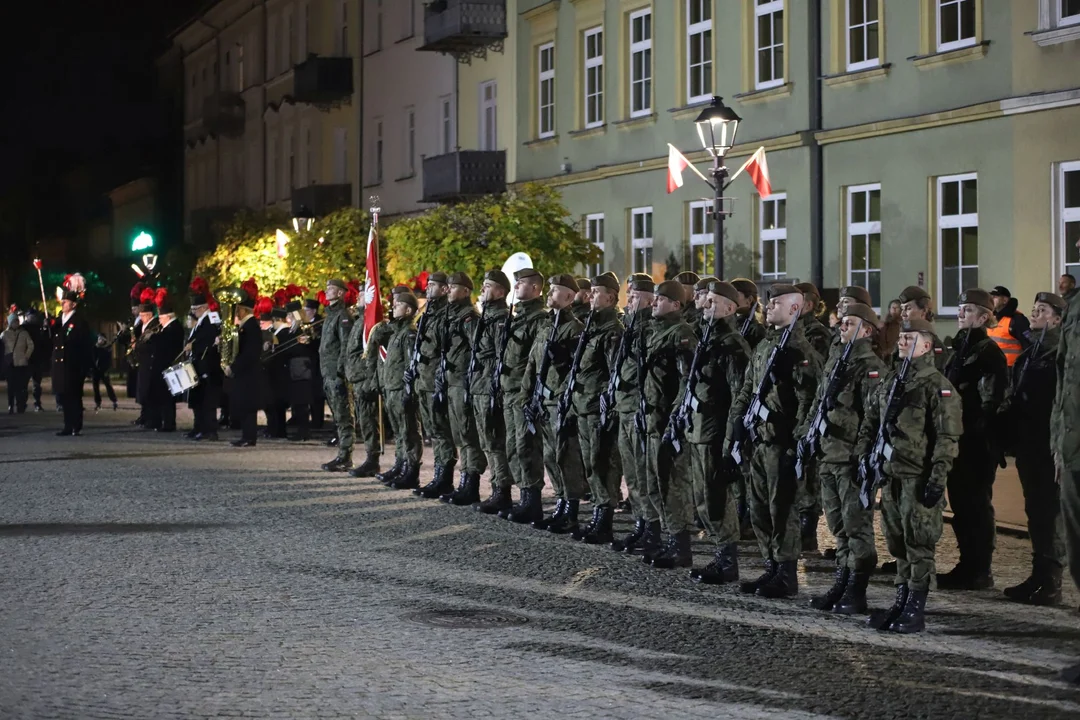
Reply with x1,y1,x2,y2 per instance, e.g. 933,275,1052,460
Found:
421,150,506,204
293,56,353,106
201,91,245,138
417,0,507,61
291,184,352,218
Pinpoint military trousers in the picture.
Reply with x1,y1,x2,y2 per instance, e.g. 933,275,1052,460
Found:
946,438,998,574
578,413,622,507
322,376,355,454
819,461,877,572
1062,467,1080,592
514,398,545,490
352,387,382,457
1015,449,1066,570
645,433,694,534
542,408,585,499
471,393,511,490
418,389,456,468
448,386,485,474
747,442,800,562
384,389,421,466
881,474,944,592
690,440,738,547
796,466,823,519
618,412,650,520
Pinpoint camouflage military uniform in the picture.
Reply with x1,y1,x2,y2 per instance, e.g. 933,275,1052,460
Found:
445,298,485,475
503,296,548,490
472,299,512,492
573,306,623,507
1053,290,1080,598
380,315,421,467
615,307,653,521
732,307,766,523
416,295,456,471
320,299,355,457
796,313,833,523
345,318,392,460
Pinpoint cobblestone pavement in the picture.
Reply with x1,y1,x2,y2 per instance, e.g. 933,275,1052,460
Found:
1,404,1079,719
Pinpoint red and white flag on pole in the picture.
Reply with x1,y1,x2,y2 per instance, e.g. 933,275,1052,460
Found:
362,219,384,352
730,146,772,199
667,144,691,193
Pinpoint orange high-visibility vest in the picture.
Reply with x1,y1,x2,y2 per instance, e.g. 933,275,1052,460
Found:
987,315,1022,367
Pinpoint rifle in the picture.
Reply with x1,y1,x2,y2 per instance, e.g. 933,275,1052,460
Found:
462,302,488,407
488,303,515,416
633,311,648,454
598,311,637,432
739,300,759,337
403,309,429,402
1013,325,1047,396
858,341,917,510
730,307,802,466
796,319,863,481
661,316,715,455
554,310,593,440
524,309,562,435
432,307,452,411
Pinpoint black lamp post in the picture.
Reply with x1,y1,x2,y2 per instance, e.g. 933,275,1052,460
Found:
694,96,741,280
292,205,316,233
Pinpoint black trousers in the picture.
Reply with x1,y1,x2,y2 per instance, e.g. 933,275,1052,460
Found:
192,385,220,436
6,365,30,411
946,439,999,574
267,399,288,438
60,386,84,433
158,401,177,431
31,365,43,406
92,371,117,407
239,411,258,443
292,402,311,437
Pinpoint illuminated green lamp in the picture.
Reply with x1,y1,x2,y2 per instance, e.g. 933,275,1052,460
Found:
131,231,154,252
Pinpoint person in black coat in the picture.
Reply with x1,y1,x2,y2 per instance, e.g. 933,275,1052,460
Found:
91,334,118,411
23,310,50,412
51,291,93,436
303,298,326,429
265,308,291,438
281,301,314,441
227,293,262,446
185,293,223,441
149,297,185,432
134,302,159,427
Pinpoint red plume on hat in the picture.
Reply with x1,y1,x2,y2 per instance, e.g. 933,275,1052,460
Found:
284,283,308,300
189,277,210,296
154,288,169,309
207,296,220,312
344,279,361,307
139,288,156,304
272,288,288,308
240,278,259,302
316,290,328,306
130,281,147,303
253,297,273,317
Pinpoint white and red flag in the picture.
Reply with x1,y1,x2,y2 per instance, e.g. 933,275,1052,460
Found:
667,144,693,193
362,219,384,351
730,146,772,199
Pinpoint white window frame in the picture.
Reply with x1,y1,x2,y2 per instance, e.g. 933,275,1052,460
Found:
686,0,713,104
538,43,556,138
631,206,654,275
585,213,605,277
479,80,497,151
1063,0,1080,26
936,0,977,53
759,193,787,281
846,183,882,311
440,95,454,155
405,107,416,176
583,26,604,129
846,0,880,71
629,8,652,118
1058,160,1080,280
688,200,714,275
755,0,785,90
936,172,979,315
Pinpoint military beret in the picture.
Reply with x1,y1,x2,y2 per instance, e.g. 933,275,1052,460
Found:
731,278,758,297
428,271,450,285
901,318,937,337
841,302,879,327
795,282,820,299
695,275,718,292
958,288,994,312
768,283,802,300
397,292,419,310
447,272,474,290
626,272,652,287
391,284,411,295
548,274,578,292
285,300,302,313
656,280,685,304
484,269,511,292
514,267,542,282
707,280,740,304
304,298,321,310
576,277,592,291
1035,291,1067,311
190,293,208,306
271,308,288,320
840,285,872,306
327,279,347,291
138,302,156,314
674,271,700,286
591,273,620,293
898,285,931,303
632,277,656,293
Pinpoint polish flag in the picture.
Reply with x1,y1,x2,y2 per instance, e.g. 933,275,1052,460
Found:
362,220,384,350
667,144,693,193
731,147,772,199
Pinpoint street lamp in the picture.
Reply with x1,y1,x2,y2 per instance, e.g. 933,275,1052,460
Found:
292,205,315,233
694,96,741,279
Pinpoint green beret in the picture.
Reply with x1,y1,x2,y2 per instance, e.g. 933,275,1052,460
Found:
327,279,347,291
958,288,993,312
514,268,542,282
576,277,592,291
656,280,685,304
1035,291,1067,311
632,277,656,293
447,272,474,290
695,275,718,292
397,292,419,310
392,284,411,295
840,285,872,306
674,271,700,286
768,283,802,300
626,272,652,287
707,281,739,304
484,270,511,292
898,285,931,303
429,271,450,285
901,318,937,337
591,273,620,293
795,281,820,299
548,274,578,292
731,278,758,297
841,302,879,327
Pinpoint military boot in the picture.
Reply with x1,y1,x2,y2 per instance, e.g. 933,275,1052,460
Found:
639,521,664,564
800,514,819,553
572,505,602,541
349,453,380,478
506,488,543,525
868,584,909,631
532,498,562,530
690,543,739,584
651,531,693,569
321,452,353,472
833,571,871,615
1003,574,1040,603
443,471,481,506
889,588,928,634
376,459,405,485
1022,566,1063,606
937,563,989,590
417,464,452,498
546,499,580,535
582,506,615,546
810,566,850,611
391,462,421,490
476,486,512,515
740,560,777,594
756,560,799,599
611,518,647,553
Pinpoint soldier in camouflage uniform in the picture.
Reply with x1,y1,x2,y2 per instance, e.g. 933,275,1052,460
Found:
569,272,624,545
379,292,422,480
319,279,356,472
345,291,391,477
731,278,766,539
639,280,698,568
684,281,750,584
571,278,592,322
896,286,949,371
938,288,1008,590
794,281,832,552
802,302,884,614
675,271,701,326
858,318,962,633
691,276,717,333
730,284,823,598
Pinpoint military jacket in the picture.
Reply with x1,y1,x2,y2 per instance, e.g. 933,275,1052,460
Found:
1053,292,1080,469
679,317,750,444
343,318,367,384
444,299,480,387
614,307,653,413
807,337,885,462
943,327,1007,441
801,314,833,361
572,307,623,416
416,295,449,392
730,322,822,446
735,308,767,351
1004,327,1058,452
523,307,584,408
571,300,590,322
318,300,353,379
350,320,393,394
642,312,697,434
472,300,509,396
380,316,416,393
682,303,701,327
857,353,962,485
499,296,548,402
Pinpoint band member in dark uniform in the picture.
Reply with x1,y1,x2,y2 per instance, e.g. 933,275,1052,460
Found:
227,291,261,447
51,290,93,436
280,301,314,441
149,292,184,432
185,291,222,441
304,298,326,430
265,307,291,438
134,296,159,428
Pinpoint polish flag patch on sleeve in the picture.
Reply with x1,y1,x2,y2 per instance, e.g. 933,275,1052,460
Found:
867,371,880,379
939,388,952,397
934,347,943,354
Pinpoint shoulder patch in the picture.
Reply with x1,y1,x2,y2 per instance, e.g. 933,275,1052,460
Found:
679,336,692,347
939,389,952,397
934,347,942,354
801,359,809,366
867,370,879,378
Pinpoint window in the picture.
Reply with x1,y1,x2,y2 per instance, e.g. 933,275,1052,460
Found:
847,0,880,70
585,214,605,277
584,27,604,128
847,184,882,309
333,127,348,184
1059,162,1080,280
479,80,497,151
760,194,787,281
686,0,712,103
936,173,978,312
538,43,556,138
755,0,785,90
401,0,415,38
1065,0,1080,25
224,51,231,91
373,121,383,183
631,207,653,275
629,9,652,117
440,96,453,154
404,108,416,175
338,0,349,55
689,200,715,274
937,0,976,52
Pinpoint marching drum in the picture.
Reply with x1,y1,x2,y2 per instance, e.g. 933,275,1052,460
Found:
163,362,200,397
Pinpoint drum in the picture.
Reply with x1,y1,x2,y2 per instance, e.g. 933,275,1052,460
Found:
163,362,200,396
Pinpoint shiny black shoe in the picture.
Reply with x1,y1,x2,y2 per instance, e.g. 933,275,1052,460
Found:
611,518,647,553
572,505,602,541
348,454,380,478
868,584,909,631
321,454,352,472
690,544,739,585
545,499,580,534
476,486,512,514
391,462,421,490
581,506,615,545
739,560,778,594
756,560,799,599
810,566,850,611
639,521,664,564
231,439,257,447
505,487,543,524
443,471,481,506
376,459,405,485
651,531,693,569
195,432,220,442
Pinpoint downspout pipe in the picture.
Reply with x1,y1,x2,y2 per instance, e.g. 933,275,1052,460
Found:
808,0,824,290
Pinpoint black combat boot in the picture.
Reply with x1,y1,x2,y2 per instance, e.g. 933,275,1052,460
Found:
572,505,602,541
639,521,664,564
1019,566,1064,606
611,518,647,553
444,471,481,506
391,462,421,490
756,560,799,599
800,513,819,553
349,453,380,478
651,531,693,569
833,571,871,615
582,506,615,545
740,560,777,594
690,543,740,584
810,566,851,611
321,452,352,472
867,584,909,631
417,464,452,498
547,499,580,535
376,459,405,485
533,498,563,530
890,588,929,634
936,562,973,590
506,487,544,524
477,486,512,515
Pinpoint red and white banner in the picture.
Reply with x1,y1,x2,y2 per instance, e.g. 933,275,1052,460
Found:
667,144,692,193
730,146,772,199
362,220,384,350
